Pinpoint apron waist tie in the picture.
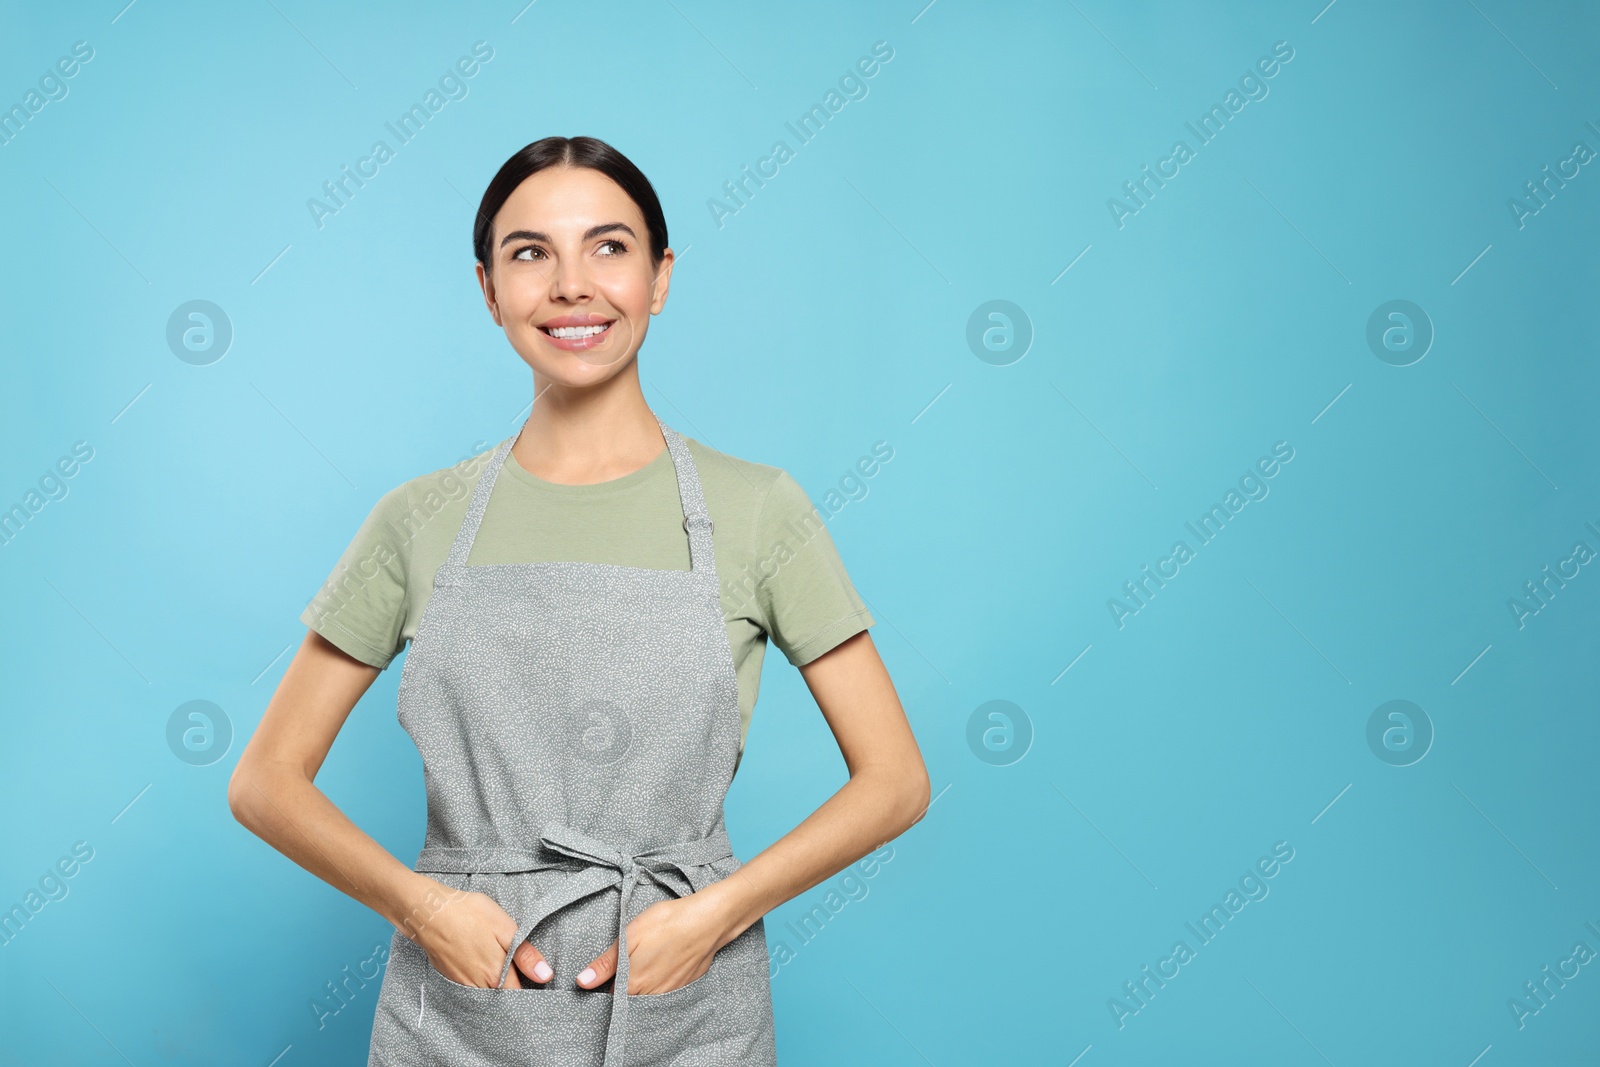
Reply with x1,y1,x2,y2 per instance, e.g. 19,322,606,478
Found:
413,823,735,1067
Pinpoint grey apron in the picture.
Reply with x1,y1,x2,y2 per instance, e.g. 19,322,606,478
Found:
367,413,778,1066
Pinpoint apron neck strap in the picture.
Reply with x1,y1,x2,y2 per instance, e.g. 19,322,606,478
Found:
441,411,715,575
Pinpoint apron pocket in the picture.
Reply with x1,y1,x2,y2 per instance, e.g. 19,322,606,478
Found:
622,918,773,1064
625,949,723,1003
421,964,611,1064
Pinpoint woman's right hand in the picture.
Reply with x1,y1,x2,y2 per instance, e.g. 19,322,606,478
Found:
408,879,553,989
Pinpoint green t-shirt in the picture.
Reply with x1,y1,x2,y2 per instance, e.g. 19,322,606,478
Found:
300,434,875,757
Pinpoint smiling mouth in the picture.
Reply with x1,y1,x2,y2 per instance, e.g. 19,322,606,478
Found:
539,321,614,339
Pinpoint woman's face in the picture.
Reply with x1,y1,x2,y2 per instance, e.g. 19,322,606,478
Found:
477,165,672,386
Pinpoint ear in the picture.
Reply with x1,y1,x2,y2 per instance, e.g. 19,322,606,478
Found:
649,249,675,315
476,261,502,327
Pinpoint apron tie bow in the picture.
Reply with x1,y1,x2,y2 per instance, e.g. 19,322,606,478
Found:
415,822,734,1067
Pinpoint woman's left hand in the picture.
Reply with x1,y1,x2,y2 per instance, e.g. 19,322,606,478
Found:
574,891,731,995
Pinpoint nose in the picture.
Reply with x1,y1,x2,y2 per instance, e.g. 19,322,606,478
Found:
546,252,594,302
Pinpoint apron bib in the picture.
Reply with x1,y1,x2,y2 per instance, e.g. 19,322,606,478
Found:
367,413,778,1066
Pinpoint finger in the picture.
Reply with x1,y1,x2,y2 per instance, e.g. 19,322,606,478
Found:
511,940,554,985
577,940,618,989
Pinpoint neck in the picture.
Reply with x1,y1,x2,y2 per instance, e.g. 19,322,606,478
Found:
512,372,665,486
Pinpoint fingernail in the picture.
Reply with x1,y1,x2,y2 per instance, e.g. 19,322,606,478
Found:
533,961,553,981
577,967,596,986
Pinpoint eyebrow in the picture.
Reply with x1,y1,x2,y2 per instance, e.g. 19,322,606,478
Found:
498,223,638,249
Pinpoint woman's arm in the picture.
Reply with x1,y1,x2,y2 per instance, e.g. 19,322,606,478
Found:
708,628,930,936
227,629,549,988
575,627,930,993
227,630,411,922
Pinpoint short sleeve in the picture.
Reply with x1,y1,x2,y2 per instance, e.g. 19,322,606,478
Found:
755,470,875,666
299,484,412,669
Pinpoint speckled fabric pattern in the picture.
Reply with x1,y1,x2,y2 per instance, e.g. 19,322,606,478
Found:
367,413,778,1066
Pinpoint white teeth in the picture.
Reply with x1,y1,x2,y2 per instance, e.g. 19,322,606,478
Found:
545,323,610,339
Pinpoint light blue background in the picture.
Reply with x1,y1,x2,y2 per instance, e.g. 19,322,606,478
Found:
2,1,1597,1064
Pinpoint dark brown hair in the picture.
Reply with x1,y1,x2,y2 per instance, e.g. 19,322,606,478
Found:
473,136,669,271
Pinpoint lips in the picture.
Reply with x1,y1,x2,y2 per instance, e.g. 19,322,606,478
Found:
536,315,617,351
540,322,612,339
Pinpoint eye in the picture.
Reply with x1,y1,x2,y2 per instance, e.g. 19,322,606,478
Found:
598,239,627,255
512,245,546,262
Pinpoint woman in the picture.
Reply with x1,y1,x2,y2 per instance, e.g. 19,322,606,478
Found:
228,135,929,1066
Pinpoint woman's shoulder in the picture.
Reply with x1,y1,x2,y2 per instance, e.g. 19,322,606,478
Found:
680,436,795,511
679,436,827,543
362,440,500,547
